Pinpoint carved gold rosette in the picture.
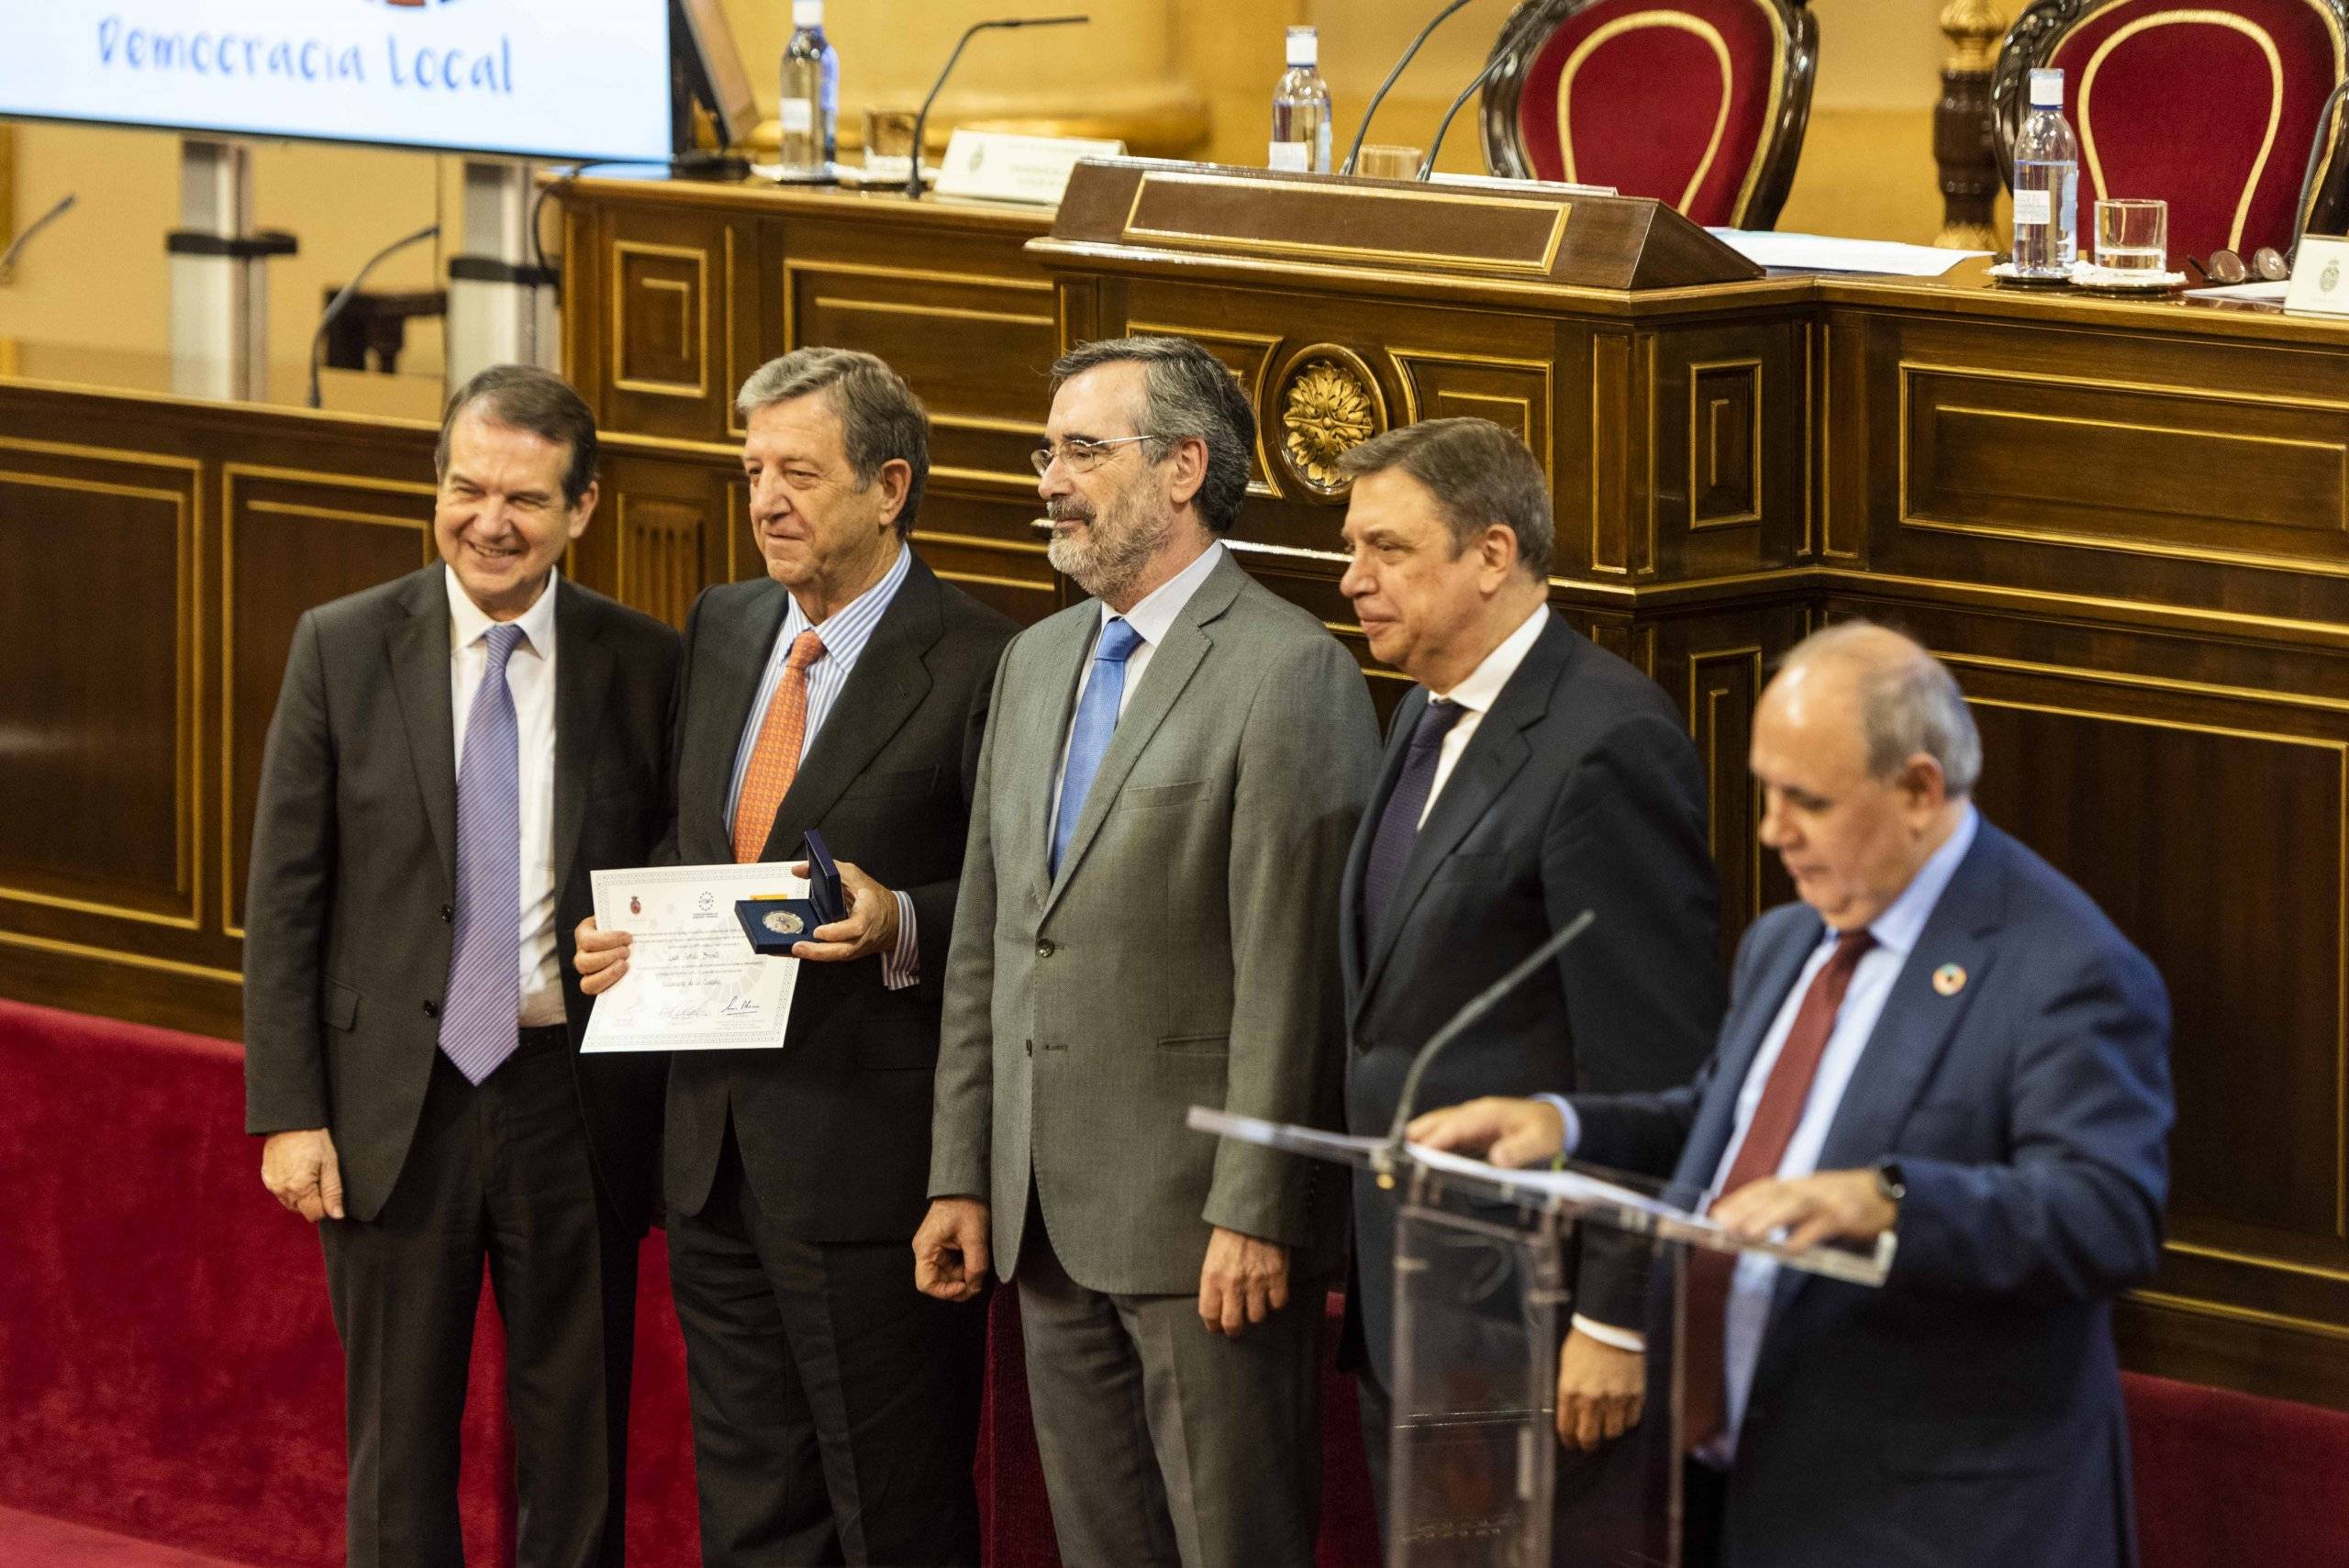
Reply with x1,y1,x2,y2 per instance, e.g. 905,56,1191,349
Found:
1273,346,1387,497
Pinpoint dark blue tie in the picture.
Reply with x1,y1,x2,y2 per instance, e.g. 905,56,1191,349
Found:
1360,697,1464,942
440,623,526,1084
1052,617,1144,875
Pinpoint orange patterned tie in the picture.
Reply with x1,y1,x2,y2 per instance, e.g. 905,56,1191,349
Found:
731,630,826,863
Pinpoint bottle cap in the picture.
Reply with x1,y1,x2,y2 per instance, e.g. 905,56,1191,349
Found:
2029,67,2063,108
794,0,825,28
1286,26,1318,68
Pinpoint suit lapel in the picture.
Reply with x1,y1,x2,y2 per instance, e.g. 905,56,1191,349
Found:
385,567,459,889
702,581,792,852
1812,828,2005,1173
1341,693,1425,1030
1041,550,1242,915
551,581,612,902
1018,606,1099,914
757,557,943,859
1673,913,1824,1195
1357,615,1569,997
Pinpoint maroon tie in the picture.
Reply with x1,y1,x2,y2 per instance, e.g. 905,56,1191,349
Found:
1682,929,1876,1450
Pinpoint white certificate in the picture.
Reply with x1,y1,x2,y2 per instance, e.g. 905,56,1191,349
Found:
582,863,806,1051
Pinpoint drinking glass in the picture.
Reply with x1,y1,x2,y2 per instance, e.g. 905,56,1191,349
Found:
2095,198,2168,272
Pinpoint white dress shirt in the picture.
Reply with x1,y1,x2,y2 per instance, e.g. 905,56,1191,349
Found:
446,567,564,1029
1551,806,1982,1443
1048,540,1227,828
723,544,919,989
1417,601,1550,828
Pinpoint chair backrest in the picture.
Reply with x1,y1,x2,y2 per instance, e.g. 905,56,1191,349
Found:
1992,0,2349,262
1479,0,1819,230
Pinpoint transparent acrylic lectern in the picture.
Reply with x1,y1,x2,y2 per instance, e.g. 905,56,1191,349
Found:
1186,1107,1891,1568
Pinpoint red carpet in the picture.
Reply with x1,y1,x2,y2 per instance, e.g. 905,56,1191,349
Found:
0,1504,259,1567
0,996,1378,1567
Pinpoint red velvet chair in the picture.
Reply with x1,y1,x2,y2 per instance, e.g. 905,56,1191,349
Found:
1478,0,1819,228
1991,0,2349,265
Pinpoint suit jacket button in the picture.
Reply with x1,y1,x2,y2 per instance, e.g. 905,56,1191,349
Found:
440,905,453,923
1036,940,1056,959
422,999,440,1018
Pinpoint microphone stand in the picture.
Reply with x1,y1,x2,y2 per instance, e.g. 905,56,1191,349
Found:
307,223,440,410
1375,908,1596,1186
0,194,77,284
1419,2,1552,181
907,15,1091,201
1341,0,1481,177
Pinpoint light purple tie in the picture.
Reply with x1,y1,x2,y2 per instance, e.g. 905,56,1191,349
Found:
440,622,525,1084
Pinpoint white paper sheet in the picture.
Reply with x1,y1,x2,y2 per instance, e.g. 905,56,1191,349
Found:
1709,228,1987,276
582,862,806,1051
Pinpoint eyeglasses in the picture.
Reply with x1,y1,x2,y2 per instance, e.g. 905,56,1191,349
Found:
1030,434,1162,476
2188,246,2289,284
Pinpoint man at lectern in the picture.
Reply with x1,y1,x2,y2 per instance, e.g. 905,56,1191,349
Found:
1410,623,2174,1568
1329,417,1724,1531
243,367,680,1567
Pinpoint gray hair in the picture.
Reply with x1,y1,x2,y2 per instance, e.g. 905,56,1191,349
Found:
1784,621,1983,796
737,349,930,539
1051,335,1255,534
437,364,597,506
1334,417,1553,577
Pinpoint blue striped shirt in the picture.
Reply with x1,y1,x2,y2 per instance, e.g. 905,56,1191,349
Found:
725,544,920,987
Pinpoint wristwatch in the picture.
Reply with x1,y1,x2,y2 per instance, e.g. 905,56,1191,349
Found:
1872,1160,1908,1207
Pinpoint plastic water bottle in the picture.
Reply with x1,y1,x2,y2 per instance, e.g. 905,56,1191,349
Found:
1270,27,1332,173
778,0,839,177
2010,67,2078,277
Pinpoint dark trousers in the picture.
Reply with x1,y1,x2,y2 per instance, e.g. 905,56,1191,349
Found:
666,1120,985,1567
319,1029,639,1568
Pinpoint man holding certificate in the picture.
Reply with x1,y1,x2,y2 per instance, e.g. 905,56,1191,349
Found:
576,349,1015,1566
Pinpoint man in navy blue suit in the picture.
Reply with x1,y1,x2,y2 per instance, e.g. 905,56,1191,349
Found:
1411,621,2174,1568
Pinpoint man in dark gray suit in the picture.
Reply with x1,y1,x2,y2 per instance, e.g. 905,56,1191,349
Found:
1332,418,1724,1537
577,348,1014,1565
244,366,679,1568
915,335,1381,1568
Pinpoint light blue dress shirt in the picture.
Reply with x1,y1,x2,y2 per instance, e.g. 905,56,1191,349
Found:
724,544,920,988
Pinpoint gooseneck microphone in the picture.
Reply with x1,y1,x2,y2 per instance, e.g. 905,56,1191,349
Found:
307,223,440,410
1377,907,1597,1181
1341,0,1481,177
907,15,1092,201
0,194,78,283
1419,2,1553,180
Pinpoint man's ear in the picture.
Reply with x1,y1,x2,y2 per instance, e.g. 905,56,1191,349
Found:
1899,754,1949,817
566,480,601,539
873,459,914,530
1165,435,1209,511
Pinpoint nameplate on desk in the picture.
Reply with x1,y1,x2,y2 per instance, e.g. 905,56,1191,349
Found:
2285,234,2349,317
935,130,1126,206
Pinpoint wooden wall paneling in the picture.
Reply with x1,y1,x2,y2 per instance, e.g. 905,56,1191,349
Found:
222,464,439,938
1649,313,1808,582
594,444,740,629
599,205,741,441
0,438,201,948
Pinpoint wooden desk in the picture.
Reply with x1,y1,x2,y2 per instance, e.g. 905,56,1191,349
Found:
4,170,2344,1410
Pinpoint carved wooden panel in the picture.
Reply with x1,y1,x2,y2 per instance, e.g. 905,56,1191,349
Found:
1902,362,2349,565
223,466,436,936
1689,359,1763,529
0,440,198,934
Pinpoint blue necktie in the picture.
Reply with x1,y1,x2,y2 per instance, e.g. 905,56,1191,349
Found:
1051,617,1144,875
440,622,526,1084
1360,697,1464,941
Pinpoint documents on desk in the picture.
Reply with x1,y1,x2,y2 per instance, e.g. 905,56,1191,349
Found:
1709,228,1987,276
582,862,806,1052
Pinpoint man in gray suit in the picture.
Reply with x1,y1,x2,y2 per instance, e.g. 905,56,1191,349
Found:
914,335,1380,1568
244,367,679,1566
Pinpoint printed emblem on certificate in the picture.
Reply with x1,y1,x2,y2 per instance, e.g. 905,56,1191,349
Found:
583,863,807,1051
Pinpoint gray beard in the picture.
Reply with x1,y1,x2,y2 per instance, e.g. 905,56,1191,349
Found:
1047,502,1171,603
